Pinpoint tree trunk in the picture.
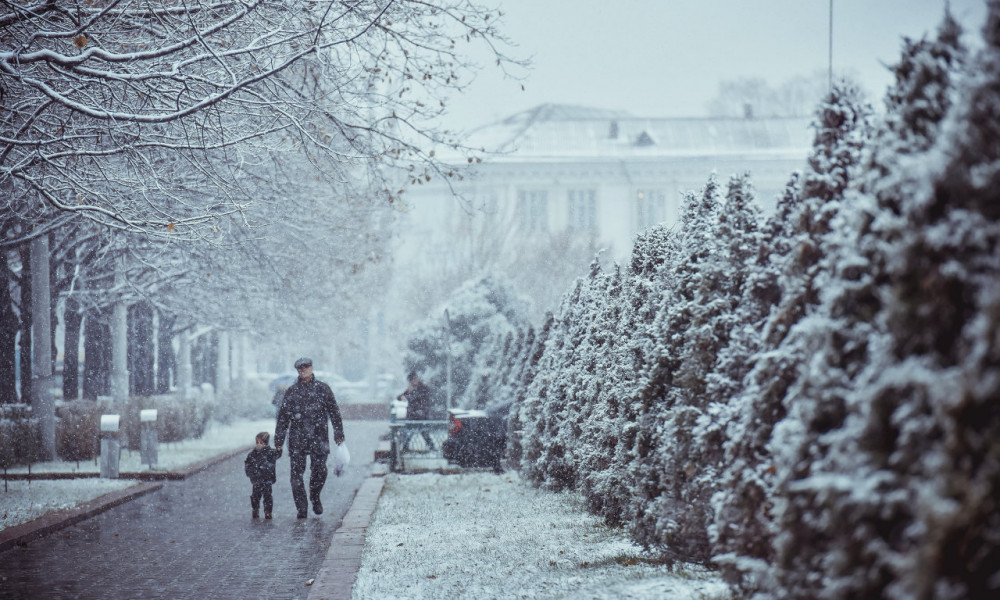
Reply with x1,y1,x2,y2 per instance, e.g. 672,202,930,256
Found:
178,328,192,399
111,299,128,404
30,234,55,461
234,331,248,400
0,251,19,404
192,332,217,387
17,244,31,404
128,301,155,396
49,256,59,379
62,297,82,401
82,309,111,401
110,253,128,404
215,330,230,396
156,313,176,394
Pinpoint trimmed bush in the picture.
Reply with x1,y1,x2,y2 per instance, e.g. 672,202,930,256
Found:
55,402,102,462
0,391,217,465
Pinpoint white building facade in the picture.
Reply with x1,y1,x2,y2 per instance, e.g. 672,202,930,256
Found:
398,104,813,263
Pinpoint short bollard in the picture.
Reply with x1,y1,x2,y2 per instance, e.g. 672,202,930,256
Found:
100,414,121,479
140,409,158,469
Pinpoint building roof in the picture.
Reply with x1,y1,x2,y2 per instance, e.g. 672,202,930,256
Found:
464,103,813,161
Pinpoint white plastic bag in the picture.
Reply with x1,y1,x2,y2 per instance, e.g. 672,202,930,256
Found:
334,443,351,477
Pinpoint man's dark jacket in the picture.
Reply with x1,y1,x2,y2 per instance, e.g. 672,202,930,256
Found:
244,447,280,484
406,381,432,420
275,376,345,455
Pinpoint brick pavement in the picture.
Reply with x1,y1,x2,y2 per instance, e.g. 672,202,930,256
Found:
0,421,387,600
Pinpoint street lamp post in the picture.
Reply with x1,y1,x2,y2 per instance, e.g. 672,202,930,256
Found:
828,0,834,91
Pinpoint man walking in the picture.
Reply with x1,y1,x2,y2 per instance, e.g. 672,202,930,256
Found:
274,357,345,518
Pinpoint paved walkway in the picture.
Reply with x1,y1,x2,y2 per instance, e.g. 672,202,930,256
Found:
0,421,387,600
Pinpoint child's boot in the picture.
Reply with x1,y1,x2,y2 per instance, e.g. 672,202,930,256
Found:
252,508,259,519
264,512,272,519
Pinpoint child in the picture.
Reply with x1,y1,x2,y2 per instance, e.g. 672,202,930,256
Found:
244,431,281,519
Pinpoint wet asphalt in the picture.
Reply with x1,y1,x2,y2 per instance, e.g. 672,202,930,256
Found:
0,420,387,600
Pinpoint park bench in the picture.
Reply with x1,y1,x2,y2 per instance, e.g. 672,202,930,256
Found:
386,405,450,472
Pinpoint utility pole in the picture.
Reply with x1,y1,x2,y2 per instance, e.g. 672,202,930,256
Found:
444,309,452,410
828,0,834,92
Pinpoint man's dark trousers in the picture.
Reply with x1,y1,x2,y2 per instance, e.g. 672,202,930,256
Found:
289,450,328,513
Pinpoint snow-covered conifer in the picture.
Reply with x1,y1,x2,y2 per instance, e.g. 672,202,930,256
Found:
633,174,761,563
558,261,620,495
507,317,549,470
709,81,872,597
709,174,803,596
765,13,983,599
537,267,605,491
576,264,627,516
593,225,677,527
404,274,530,413
630,176,723,560
519,283,581,485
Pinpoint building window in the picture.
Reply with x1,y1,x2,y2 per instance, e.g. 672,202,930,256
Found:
567,190,597,232
517,190,548,232
635,189,665,230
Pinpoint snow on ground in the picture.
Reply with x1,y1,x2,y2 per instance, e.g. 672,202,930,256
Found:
0,418,274,531
0,478,136,530
354,472,730,600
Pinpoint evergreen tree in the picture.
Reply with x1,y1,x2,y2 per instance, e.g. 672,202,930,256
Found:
555,260,616,495
519,285,578,485
766,14,975,600
538,268,603,491
576,264,626,516
595,225,677,527
709,81,872,597
870,12,1000,592
404,273,530,413
506,317,548,470
709,174,803,596
629,177,723,559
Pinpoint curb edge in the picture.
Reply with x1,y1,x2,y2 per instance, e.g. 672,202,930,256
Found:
306,474,387,600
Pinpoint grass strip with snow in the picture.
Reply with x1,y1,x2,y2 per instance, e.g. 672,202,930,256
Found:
354,472,729,600
0,479,137,529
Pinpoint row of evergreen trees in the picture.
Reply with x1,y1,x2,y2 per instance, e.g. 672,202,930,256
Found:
486,10,999,599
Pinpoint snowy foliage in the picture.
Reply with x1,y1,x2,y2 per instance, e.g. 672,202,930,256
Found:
404,274,531,413
486,9,1000,599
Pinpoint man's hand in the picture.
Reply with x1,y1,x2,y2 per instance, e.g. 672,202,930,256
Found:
275,446,283,457
335,436,345,445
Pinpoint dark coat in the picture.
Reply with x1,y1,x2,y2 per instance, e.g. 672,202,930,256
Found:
274,376,345,455
244,447,279,484
405,381,433,420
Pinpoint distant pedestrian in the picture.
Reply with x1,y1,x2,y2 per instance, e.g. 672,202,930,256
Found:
244,431,280,519
398,371,435,451
274,357,345,518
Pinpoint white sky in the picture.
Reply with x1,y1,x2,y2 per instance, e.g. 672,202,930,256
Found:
442,0,989,130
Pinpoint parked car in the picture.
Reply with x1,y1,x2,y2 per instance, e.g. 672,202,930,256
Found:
442,402,511,472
